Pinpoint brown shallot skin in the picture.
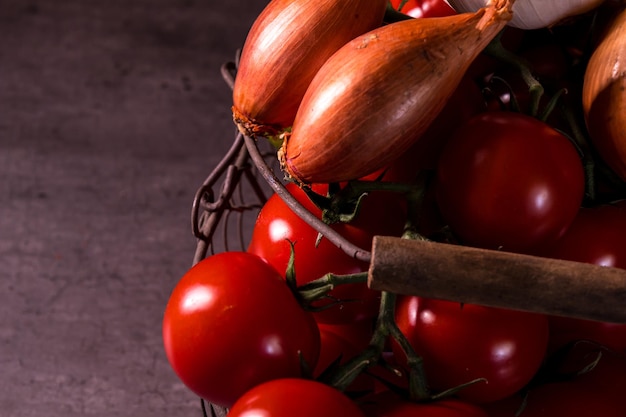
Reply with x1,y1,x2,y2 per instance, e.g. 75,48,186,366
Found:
279,1,514,185
583,5,626,181
232,0,388,137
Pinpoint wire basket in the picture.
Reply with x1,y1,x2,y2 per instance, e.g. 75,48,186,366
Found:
189,55,374,417
189,48,626,415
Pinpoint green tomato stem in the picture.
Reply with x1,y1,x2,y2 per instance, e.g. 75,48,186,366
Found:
297,272,368,304
324,290,432,400
484,30,544,117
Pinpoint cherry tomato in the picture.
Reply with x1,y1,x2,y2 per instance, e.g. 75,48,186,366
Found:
548,316,626,355
318,320,374,352
544,204,626,267
435,111,585,254
361,390,488,417
393,297,549,404
485,343,626,416
541,204,626,354
496,380,626,416
248,182,405,324
389,0,456,18
315,322,375,392
554,341,626,399
391,74,487,174
227,378,366,417
482,41,572,132
162,252,321,408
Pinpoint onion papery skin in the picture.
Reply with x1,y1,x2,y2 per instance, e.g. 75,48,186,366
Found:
446,0,604,30
232,0,388,137
279,2,513,185
583,6,626,181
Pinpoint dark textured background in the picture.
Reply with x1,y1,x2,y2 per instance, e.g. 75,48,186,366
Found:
0,1,267,415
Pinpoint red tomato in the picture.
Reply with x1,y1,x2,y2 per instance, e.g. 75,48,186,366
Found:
435,111,585,254
390,74,486,174
393,297,549,404
315,323,375,392
500,380,626,416
554,341,626,400
318,320,374,352
542,204,626,354
162,252,321,408
248,182,405,324
548,315,626,355
389,0,456,18
465,27,526,84
482,41,572,131
486,332,626,416
545,204,626,267
361,390,488,417
228,378,366,417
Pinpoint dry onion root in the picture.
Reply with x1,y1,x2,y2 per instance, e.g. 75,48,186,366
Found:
231,0,388,138
582,4,626,182
279,0,514,185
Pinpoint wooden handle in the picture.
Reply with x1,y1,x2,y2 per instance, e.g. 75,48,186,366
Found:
367,236,626,323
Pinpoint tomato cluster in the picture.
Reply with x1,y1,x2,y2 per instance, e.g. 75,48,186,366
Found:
163,1,626,416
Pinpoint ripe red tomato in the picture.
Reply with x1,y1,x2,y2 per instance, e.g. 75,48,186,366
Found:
360,390,488,417
482,42,572,131
248,182,405,324
393,297,549,404
389,0,456,18
495,380,626,417
227,378,366,417
555,341,626,399
315,323,375,392
542,204,626,354
544,204,626,267
548,315,626,355
484,343,626,416
162,252,321,408
318,321,373,348
388,74,486,174
435,111,585,254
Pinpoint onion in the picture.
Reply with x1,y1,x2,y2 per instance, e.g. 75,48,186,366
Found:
582,4,626,181
446,0,605,30
279,0,514,185
232,0,388,137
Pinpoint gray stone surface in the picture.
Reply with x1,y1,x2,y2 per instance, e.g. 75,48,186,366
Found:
0,1,266,416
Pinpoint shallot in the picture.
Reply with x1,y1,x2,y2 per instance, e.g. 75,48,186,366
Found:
280,0,514,184
582,4,626,181
232,0,388,137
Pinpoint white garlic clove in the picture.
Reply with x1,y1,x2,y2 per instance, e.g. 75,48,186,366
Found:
445,0,605,29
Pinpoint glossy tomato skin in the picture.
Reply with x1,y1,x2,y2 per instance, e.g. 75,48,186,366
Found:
435,111,585,254
361,390,488,417
554,341,626,398
542,204,626,354
248,182,405,324
485,333,626,416
390,74,487,174
315,322,375,392
389,0,456,18
544,204,626,268
227,378,366,417
162,252,320,408
486,380,626,417
393,297,549,404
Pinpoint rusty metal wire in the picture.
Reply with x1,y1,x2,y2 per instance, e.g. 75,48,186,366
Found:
191,53,373,265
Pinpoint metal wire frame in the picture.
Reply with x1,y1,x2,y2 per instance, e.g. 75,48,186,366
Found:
189,52,376,416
